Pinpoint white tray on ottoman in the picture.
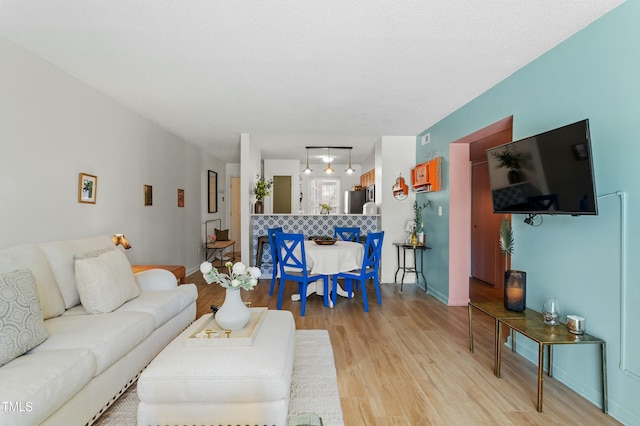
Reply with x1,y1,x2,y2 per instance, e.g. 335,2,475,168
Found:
186,307,268,346
137,310,296,426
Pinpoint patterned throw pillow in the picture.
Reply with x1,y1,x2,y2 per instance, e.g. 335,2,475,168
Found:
0,269,49,367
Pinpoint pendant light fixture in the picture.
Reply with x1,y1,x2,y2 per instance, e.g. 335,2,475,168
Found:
303,148,313,174
304,146,354,175
324,147,334,174
345,148,355,174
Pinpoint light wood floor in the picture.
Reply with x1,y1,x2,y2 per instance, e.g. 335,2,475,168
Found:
188,268,619,425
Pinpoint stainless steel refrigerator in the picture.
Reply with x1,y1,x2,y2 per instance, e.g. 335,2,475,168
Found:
344,190,367,214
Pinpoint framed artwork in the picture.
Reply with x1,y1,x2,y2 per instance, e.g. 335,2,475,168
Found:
178,189,185,207
78,173,97,204
208,170,218,213
144,185,153,206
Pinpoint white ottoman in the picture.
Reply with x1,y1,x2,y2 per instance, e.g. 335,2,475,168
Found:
137,310,296,426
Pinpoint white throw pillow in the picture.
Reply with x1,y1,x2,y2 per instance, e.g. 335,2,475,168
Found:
74,250,140,314
39,235,116,309
1,244,66,319
0,268,49,367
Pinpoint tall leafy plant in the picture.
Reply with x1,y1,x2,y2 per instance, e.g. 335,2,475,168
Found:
499,216,514,268
413,199,431,230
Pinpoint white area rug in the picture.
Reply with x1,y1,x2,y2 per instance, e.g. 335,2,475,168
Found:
94,330,344,426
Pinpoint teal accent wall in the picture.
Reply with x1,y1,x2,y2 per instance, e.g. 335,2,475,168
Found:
416,2,639,424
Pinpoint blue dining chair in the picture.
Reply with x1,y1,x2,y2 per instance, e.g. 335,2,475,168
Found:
266,227,283,296
274,232,330,316
332,231,384,312
333,227,360,242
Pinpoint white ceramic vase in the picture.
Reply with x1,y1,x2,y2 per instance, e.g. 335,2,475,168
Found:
215,288,250,331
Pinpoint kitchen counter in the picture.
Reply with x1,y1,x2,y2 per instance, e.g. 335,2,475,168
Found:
250,213,380,216
250,214,381,270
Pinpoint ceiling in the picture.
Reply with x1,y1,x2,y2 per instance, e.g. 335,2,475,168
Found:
0,1,623,165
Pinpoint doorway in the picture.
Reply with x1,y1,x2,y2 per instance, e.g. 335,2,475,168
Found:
273,175,292,214
448,116,513,305
469,127,512,288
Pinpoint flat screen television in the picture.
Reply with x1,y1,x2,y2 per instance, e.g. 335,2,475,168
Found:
486,119,598,216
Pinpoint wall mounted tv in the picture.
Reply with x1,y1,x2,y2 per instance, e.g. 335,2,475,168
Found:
486,119,598,216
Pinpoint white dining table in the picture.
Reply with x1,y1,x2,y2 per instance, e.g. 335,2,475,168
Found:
287,240,364,306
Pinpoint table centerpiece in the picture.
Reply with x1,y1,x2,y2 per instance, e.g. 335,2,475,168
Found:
200,261,261,330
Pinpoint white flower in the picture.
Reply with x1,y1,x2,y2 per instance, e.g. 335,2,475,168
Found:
201,261,262,291
248,267,261,279
200,262,213,274
232,262,247,275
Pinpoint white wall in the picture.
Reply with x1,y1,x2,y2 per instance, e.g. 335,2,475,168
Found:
361,155,376,176
241,134,261,263
201,153,227,244
0,37,205,274
377,136,417,284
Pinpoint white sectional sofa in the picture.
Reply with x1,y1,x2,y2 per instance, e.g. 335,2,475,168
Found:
0,235,197,426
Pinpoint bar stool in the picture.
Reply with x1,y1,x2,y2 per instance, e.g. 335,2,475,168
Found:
255,235,270,267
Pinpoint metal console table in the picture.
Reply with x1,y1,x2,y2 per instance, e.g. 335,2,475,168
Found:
392,242,430,292
468,301,538,375
498,316,607,413
204,240,236,267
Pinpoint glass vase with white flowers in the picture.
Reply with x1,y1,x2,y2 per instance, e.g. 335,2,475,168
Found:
200,261,261,291
200,261,262,331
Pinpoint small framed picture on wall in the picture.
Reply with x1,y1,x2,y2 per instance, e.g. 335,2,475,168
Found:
78,173,97,204
208,170,218,213
178,189,185,207
144,185,153,206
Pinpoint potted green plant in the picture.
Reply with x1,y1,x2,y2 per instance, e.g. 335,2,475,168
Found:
498,216,514,265
412,200,430,245
499,216,526,311
492,148,523,184
252,174,273,214
319,203,332,214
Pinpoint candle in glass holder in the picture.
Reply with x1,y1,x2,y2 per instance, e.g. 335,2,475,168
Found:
504,270,526,312
506,287,524,302
542,297,561,326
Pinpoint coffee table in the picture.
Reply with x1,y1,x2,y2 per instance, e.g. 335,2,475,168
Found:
137,309,296,425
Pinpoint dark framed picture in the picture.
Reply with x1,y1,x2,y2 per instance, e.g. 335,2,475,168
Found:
144,185,153,206
78,173,97,204
572,143,588,160
208,170,218,213
178,189,184,207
